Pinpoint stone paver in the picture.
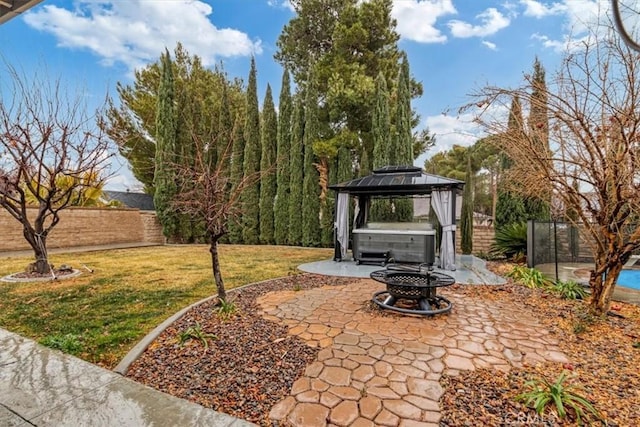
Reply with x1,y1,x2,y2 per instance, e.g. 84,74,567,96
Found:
258,280,570,426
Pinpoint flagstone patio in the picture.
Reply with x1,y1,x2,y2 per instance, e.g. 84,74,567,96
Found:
259,280,569,427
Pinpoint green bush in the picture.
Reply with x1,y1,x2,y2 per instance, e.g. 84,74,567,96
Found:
40,333,83,354
491,222,527,260
517,371,600,424
553,280,588,300
507,265,551,289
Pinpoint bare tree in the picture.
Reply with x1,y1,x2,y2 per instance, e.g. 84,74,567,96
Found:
172,127,263,302
0,66,113,274
467,20,640,315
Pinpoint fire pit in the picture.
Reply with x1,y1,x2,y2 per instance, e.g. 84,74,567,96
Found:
370,266,455,315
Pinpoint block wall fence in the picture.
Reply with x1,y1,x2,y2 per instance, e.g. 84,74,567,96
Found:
1,207,495,256
455,225,496,255
0,207,164,252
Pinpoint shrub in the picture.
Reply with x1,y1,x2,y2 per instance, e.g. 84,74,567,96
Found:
516,371,600,424
553,280,588,300
40,333,83,354
491,222,527,260
178,322,216,349
507,265,551,289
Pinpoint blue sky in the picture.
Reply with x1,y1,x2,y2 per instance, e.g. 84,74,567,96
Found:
0,0,607,190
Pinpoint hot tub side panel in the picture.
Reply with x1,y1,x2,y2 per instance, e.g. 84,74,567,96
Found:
353,230,435,265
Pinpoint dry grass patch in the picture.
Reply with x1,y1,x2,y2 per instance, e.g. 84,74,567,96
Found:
0,244,332,368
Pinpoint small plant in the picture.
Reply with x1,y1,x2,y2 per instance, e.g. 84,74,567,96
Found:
507,265,551,289
41,333,83,354
293,283,302,292
178,322,215,349
633,342,640,349
553,280,588,300
516,371,600,424
214,298,237,320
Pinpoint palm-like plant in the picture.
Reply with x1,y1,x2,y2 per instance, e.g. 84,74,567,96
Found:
517,371,600,424
491,222,528,259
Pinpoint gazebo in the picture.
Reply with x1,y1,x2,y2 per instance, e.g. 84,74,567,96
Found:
329,165,465,270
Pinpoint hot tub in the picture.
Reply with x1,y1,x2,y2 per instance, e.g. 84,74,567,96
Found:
352,223,436,265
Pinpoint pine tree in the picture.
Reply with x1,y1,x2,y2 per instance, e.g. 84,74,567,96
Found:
259,84,277,244
288,93,305,246
241,57,261,244
461,155,474,254
227,114,245,243
302,83,321,247
153,50,179,241
395,54,414,221
370,72,393,221
274,70,292,245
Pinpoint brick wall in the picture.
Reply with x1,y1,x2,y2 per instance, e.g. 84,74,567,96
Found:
0,207,163,252
456,225,495,255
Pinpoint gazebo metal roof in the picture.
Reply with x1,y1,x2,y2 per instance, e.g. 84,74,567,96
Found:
329,165,465,196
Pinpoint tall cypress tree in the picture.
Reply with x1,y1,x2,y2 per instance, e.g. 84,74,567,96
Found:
496,95,527,229
461,154,474,254
259,84,277,244
242,57,261,244
525,57,551,221
227,114,245,243
302,82,321,247
274,70,292,245
288,93,304,246
395,54,414,221
154,50,179,241
370,72,393,221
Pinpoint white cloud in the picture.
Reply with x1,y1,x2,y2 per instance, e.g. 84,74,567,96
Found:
24,1,262,74
267,0,294,12
528,0,607,51
520,0,566,18
481,40,498,50
392,0,457,43
415,112,484,167
448,7,511,38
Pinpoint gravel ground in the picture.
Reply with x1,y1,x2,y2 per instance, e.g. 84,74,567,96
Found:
126,274,356,425
126,267,640,426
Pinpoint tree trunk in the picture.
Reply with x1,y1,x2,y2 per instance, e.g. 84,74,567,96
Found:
23,227,51,274
209,235,226,302
589,258,623,315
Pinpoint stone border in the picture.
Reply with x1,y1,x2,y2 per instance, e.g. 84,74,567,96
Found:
113,277,284,376
0,269,82,283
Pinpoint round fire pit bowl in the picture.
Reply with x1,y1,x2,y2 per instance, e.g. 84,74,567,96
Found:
370,269,454,316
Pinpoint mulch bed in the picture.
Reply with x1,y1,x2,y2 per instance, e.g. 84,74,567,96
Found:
126,274,356,425
126,266,640,426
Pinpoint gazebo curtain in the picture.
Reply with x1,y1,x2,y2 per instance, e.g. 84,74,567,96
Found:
336,192,350,259
431,190,456,270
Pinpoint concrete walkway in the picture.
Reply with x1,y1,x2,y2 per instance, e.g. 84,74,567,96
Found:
0,328,254,427
259,280,569,426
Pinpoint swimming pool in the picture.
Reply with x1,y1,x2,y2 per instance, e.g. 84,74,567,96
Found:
616,270,640,291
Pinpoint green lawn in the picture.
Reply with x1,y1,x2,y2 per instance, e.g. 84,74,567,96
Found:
0,244,332,368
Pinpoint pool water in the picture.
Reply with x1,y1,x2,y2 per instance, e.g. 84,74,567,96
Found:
616,270,640,290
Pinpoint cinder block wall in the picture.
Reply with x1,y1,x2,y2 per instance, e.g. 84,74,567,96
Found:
456,225,495,255
0,207,164,252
